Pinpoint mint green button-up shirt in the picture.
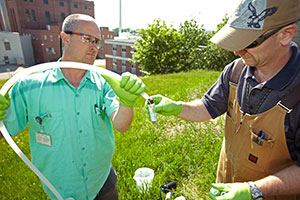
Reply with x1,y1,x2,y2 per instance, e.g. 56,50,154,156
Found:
4,68,119,200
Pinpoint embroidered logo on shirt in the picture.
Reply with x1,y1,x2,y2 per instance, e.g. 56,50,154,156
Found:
248,153,258,164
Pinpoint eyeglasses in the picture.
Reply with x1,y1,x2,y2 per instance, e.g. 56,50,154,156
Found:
64,31,102,49
246,27,282,49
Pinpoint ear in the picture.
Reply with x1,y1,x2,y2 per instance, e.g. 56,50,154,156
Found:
279,24,297,46
60,32,70,46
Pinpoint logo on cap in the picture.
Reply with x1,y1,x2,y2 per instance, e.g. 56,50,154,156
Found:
247,2,278,28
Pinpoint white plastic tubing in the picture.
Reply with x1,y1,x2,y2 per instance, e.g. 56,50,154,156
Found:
0,61,150,200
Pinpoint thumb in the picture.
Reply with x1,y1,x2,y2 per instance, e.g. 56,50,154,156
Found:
101,74,121,92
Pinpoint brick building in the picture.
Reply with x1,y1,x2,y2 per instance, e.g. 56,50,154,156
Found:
0,0,94,63
105,36,142,76
98,26,114,59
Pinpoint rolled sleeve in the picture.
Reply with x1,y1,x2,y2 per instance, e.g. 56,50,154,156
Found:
201,62,235,119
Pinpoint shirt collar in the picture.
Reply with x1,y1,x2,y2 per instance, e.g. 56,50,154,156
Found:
244,42,300,90
48,64,95,84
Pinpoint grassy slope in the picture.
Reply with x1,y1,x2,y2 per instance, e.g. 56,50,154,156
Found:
0,70,224,200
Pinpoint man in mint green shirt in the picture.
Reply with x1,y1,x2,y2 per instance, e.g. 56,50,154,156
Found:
0,14,145,200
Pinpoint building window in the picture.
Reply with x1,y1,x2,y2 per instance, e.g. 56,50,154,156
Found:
59,2,64,7
24,0,27,2
113,59,117,71
44,0,48,5
74,3,78,8
30,0,33,2
31,10,36,22
4,42,11,50
45,11,50,24
25,9,30,22
84,5,87,9
60,13,65,22
88,5,91,10
113,45,117,56
122,61,126,72
122,46,126,57
50,35,54,42
46,48,56,55
44,35,48,42
131,63,136,74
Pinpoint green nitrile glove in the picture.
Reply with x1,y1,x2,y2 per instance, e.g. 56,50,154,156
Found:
101,72,146,107
0,93,11,120
145,94,183,117
208,183,251,200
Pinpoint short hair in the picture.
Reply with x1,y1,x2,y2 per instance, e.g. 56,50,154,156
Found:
62,14,97,32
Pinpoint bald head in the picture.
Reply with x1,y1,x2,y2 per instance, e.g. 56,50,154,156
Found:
62,14,97,32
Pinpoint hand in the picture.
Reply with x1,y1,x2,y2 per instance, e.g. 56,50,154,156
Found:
208,183,251,200
0,93,11,120
145,95,183,117
101,72,146,107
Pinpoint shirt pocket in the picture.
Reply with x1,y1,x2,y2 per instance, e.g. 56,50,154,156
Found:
29,111,65,152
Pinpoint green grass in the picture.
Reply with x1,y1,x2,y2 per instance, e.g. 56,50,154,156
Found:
0,70,224,200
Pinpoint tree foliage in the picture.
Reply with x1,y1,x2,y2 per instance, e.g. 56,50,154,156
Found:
133,19,181,74
133,16,238,74
198,15,239,71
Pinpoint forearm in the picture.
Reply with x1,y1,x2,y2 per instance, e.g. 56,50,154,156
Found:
177,100,212,122
256,165,300,197
111,104,134,133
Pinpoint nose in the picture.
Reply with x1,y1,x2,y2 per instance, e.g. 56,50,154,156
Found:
89,42,99,51
234,49,247,56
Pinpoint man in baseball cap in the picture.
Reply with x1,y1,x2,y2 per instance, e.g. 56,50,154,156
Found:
145,0,300,199
211,0,300,51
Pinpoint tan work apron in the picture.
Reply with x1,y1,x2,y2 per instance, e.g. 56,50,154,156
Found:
216,82,299,200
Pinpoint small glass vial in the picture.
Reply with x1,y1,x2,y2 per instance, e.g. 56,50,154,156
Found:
210,187,220,196
147,98,157,122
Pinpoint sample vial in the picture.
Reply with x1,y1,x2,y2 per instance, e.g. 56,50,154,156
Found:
210,187,220,196
147,98,157,122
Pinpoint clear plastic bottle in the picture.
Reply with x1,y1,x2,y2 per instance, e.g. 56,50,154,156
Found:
147,98,157,122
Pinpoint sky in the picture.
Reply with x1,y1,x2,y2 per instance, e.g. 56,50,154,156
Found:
94,0,241,31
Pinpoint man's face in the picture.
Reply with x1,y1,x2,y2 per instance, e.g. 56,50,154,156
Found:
233,29,281,67
64,21,101,65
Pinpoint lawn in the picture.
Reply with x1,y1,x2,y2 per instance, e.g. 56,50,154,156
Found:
0,69,224,200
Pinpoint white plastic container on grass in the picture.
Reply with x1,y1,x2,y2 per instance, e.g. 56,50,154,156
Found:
133,168,154,192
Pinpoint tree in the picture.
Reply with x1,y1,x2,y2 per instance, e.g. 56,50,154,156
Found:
133,19,208,74
199,15,239,71
133,19,182,74
177,19,209,71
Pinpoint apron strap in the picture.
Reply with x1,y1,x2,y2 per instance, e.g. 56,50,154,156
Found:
229,58,246,86
278,84,300,113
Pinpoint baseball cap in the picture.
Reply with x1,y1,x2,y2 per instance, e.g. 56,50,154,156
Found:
210,0,300,51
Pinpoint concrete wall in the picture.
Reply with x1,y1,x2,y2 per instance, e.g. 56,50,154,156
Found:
0,31,24,65
20,33,35,66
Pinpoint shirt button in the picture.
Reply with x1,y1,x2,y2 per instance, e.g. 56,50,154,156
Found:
83,163,87,167
251,91,256,96
82,147,85,151
77,112,80,115
75,94,78,97
249,105,254,110
85,177,88,181
79,130,83,133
